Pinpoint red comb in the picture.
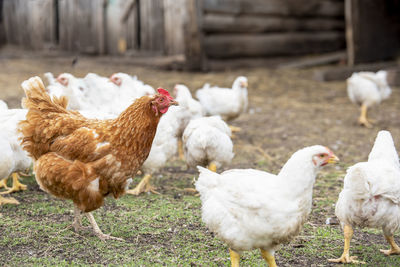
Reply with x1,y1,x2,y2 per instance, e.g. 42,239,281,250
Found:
157,88,172,98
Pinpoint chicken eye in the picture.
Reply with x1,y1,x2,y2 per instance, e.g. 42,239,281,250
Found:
159,98,164,102
319,154,326,158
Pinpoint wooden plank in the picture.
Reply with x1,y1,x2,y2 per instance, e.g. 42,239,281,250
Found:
203,0,344,17
278,51,347,69
106,0,130,55
346,0,400,65
183,0,205,70
3,0,56,49
203,14,344,33
204,32,345,59
163,0,186,55
126,1,139,51
140,0,164,52
59,0,105,54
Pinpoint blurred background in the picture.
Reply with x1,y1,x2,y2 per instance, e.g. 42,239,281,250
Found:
0,0,399,71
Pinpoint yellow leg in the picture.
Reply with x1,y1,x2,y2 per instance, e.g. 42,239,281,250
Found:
126,174,160,196
208,162,217,172
0,173,27,194
380,235,400,256
260,249,277,267
0,195,19,205
358,104,372,128
178,139,185,160
328,224,363,264
229,248,240,267
0,178,9,190
229,125,241,133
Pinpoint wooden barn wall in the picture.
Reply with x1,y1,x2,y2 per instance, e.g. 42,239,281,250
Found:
3,0,56,50
59,0,105,54
140,0,164,53
201,0,346,60
163,0,186,55
0,0,5,46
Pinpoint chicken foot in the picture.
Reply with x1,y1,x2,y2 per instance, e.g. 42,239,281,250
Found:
86,212,123,241
0,195,20,205
261,249,277,267
126,174,160,195
328,224,364,264
0,178,9,190
380,235,400,256
0,173,27,194
229,248,240,267
358,104,373,128
71,206,91,232
178,139,185,160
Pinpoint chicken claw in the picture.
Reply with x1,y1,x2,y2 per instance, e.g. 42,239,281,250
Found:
0,178,9,190
0,173,27,194
380,235,400,256
229,125,242,133
126,174,160,195
328,255,364,264
86,212,124,242
0,195,20,205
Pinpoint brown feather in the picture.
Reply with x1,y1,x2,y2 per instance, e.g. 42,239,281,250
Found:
19,76,166,212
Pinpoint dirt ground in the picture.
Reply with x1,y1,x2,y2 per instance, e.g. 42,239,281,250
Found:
0,53,400,266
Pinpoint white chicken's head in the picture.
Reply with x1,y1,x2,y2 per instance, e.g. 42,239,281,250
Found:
151,88,178,115
56,73,74,87
173,84,191,98
233,76,248,89
309,146,339,167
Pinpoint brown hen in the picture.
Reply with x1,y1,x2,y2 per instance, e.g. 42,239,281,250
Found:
19,76,177,240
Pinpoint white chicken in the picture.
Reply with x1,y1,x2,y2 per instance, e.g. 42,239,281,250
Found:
196,76,248,132
0,108,32,205
0,100,8,110
47,73,89,111
196,145,339,266
347,71,391,128
126,105,186,195
173,84,204,159
83,73,117,114
110,73,155,114
183,116,233,172
329,131,400,264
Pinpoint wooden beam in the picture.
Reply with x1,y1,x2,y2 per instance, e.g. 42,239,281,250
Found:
183,0,205,70
203,14,344,33
203,0,344,17
204,32,345,59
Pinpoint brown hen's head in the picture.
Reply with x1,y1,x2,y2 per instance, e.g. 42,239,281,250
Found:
151,88,178,115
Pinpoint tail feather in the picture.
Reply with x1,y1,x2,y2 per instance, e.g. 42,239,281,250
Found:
19,76,84,160
195,166,220,194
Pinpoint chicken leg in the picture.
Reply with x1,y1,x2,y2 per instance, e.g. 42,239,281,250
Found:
0,173,27,194
380,235,400,256
126,174,160,195
208,162,217,172
0,195,19,205
358,104,373,128
229,125,241,133
229,248,240,267
85,212,123,241
328,224,363,264
178,139,185,160
0,178,9,189
261,249,277,267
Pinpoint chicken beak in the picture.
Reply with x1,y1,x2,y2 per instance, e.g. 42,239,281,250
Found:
327,154,340,164
170,99,179,106
241,81,248,87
